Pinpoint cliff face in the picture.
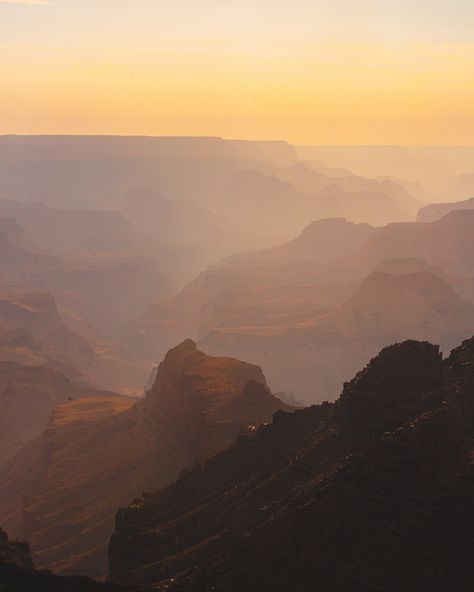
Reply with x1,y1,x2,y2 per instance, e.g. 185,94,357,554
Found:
0,341,288,580
144,340,286,461
109,337,474,592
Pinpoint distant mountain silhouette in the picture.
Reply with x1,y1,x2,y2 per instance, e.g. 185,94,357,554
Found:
215,169,410,241
225,217,377,267
263,161,423,214
201,271,474,402
128,211,474,402
417,197,474,222
0,199,146,257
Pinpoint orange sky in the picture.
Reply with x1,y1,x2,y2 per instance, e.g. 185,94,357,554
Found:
1,1,474,144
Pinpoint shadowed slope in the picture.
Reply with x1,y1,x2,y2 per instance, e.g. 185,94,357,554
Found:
0,362,118,469
109,337,474,592
0,341,288,580
0,526,137,591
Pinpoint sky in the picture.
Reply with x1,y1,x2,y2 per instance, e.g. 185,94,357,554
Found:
1,0,474,144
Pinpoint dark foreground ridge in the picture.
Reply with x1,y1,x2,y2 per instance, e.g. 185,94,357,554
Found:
109,338,474,592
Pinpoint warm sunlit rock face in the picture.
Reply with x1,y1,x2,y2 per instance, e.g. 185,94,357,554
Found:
0,362,118,469
109,336,474,592
0,341,288,580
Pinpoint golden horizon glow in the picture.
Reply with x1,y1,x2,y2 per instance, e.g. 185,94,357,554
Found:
1,1,474,144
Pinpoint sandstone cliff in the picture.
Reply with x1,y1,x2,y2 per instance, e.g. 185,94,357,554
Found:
0,341,288,579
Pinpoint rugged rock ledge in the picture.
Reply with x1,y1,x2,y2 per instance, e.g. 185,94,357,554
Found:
0,340,288,579
109,338,474,592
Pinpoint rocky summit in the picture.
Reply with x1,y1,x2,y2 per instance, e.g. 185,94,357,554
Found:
0,340,289,580
109,337,474,592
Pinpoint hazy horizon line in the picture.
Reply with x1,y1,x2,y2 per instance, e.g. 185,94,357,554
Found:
1,134,474,149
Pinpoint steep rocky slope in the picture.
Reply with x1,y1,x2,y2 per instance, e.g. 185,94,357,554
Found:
0,341,288,579
109,337,474,592
201,271,474,403
0,362,118,468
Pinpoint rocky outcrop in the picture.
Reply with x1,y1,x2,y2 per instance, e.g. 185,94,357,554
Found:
0,526,33,570
0,341,288,580
109,337,474,592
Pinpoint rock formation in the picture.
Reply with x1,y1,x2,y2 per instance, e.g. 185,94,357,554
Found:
0,341,288,579
109,337,474,592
